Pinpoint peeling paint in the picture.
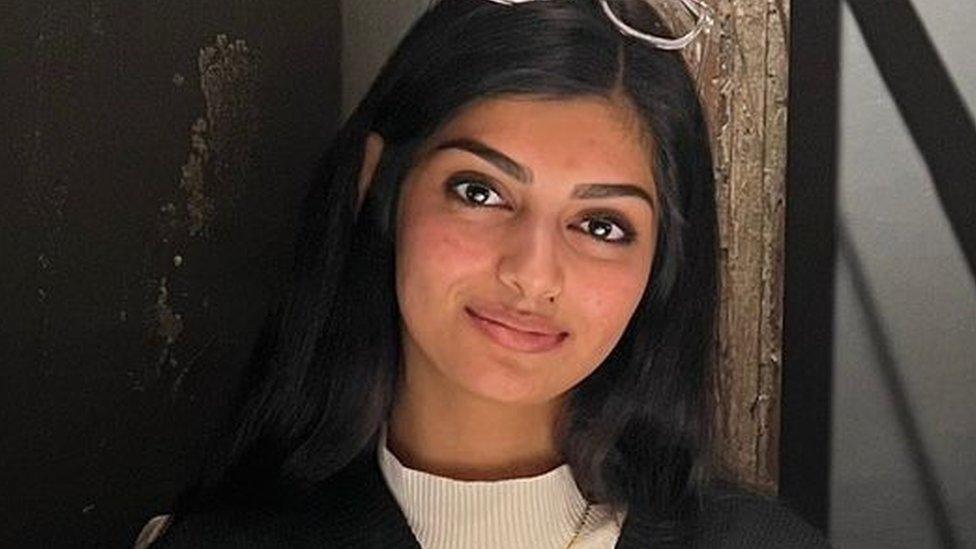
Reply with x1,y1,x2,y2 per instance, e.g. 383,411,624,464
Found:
179,117,213,236
138,33,260,394
198,34,259,209
171,34,259,237
145,273,183,391
154,276,183,345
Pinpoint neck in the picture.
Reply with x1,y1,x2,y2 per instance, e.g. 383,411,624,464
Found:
387,349,569,481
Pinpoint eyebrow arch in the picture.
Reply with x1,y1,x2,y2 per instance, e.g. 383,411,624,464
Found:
433,137,656,212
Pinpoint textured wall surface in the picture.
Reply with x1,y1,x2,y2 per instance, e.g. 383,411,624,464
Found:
0,1,341,545
697,0,790,495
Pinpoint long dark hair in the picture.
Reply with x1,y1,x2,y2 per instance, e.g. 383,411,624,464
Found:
176,0,718,542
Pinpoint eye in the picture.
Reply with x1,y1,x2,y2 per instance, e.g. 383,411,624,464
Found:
446,174,637,246
577,215,636,245
447,175,508,207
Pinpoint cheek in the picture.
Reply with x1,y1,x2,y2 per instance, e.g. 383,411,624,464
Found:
396,203,489,318
570,264,649,368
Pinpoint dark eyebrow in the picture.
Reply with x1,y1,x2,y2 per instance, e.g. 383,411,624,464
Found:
433,137,655,212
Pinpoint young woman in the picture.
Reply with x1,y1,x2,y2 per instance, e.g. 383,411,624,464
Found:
138,0,831,546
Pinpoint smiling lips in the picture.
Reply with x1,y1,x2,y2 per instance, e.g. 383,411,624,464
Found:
464,306,569,353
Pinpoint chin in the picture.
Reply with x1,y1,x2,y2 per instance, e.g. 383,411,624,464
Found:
446,356,565,406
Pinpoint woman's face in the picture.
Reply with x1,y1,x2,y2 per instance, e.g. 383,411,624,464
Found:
393,95,659,406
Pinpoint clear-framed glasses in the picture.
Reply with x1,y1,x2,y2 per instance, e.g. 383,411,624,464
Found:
482,0,715,51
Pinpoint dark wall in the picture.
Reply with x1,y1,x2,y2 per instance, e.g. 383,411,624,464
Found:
0,1,342,545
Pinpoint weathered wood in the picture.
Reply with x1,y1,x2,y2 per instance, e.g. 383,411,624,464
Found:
697,0,790,495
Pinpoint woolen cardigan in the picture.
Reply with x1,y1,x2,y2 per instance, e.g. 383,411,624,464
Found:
149,444,831,548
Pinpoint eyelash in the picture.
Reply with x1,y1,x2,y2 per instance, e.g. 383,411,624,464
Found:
445,174,637,246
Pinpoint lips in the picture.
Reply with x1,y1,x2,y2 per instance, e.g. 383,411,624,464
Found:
464,306,568,354
464,305,565,335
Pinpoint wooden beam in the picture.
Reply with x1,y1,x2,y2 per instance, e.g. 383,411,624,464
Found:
697,0,790,495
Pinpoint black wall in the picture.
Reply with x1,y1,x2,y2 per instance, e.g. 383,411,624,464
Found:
1,1,341,545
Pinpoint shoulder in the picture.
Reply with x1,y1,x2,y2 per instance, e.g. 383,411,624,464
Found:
136,506,282,548
139,452,399,548
139,503,344,548
694,488,832,548
133,472,384,548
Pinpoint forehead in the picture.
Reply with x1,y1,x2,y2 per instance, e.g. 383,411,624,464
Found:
419,95,655,185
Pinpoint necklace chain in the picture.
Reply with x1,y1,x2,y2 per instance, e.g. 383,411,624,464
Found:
565,501,592,549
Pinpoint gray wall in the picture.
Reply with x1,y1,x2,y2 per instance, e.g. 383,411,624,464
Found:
341,0,429,120
830,1,976,547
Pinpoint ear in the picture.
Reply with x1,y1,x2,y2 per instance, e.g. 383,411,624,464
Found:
356,132,385,215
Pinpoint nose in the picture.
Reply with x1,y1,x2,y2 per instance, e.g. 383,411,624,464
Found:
497,215,564,304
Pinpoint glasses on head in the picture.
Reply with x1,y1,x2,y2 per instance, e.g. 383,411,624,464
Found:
482,0,715,51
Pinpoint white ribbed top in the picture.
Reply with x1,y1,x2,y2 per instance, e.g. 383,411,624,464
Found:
376,424,625,549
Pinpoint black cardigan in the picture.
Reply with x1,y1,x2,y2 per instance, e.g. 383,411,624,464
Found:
151,447,831,548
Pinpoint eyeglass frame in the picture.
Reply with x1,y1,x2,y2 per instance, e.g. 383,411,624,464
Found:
480,0,715,51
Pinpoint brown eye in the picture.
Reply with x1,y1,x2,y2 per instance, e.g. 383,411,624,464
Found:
447,176,507,207
577,215,636,245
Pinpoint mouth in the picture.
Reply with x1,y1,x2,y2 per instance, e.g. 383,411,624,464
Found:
464,307,569,354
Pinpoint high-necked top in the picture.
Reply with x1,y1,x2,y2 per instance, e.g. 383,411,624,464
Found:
376,423,625,548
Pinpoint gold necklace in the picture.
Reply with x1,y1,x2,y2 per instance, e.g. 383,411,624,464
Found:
565,502,592,548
